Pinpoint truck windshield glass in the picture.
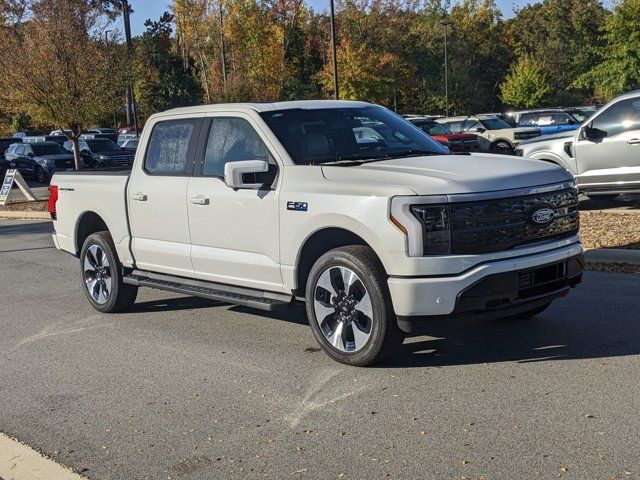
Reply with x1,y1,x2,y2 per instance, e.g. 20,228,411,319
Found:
260,106,448,165
480,118,512,130
86,139,121,152
31,144,68,155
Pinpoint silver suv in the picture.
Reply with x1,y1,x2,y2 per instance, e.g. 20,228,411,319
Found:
516,90,640,199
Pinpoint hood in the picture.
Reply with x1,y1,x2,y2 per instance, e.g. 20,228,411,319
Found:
36,153,75,161
97,150,133,158
321,154,572,196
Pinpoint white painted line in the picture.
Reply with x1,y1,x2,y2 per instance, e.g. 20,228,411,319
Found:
0,433,86,480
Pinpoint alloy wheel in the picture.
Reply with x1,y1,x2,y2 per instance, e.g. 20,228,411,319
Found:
313,266,373,353
83,244,112,305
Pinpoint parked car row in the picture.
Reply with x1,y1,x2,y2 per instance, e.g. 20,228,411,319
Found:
2,128,137,183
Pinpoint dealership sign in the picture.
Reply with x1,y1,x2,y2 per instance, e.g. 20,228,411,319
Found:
0,169,36,206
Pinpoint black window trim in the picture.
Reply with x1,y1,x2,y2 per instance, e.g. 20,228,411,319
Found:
142,117,204,177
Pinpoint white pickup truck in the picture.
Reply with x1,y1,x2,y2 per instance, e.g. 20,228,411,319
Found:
50,100,583,366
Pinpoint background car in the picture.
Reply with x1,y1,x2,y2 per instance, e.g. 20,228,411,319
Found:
64,138,134,168
4,141,76,182
437,114,541,154
516,90,640,200
117,137,139,152
516,109,582,136
87,128,118,143
406,117,480,152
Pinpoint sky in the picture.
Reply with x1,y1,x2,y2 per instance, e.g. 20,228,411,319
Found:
128,0,611,36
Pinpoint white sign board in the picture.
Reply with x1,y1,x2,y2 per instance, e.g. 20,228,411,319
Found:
0,169,36,205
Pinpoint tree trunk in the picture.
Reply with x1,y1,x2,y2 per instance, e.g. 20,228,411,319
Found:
70,134,82,171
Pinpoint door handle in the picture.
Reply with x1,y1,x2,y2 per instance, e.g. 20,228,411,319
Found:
189,196,210,205
627,139,640,145
130,193,147,201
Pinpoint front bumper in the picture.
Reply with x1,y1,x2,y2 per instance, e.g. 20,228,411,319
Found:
388,242,582,320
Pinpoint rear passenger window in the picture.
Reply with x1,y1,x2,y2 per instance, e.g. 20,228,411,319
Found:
145,119,198,175
203,118,273,178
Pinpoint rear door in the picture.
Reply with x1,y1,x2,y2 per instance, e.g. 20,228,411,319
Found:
575,96,640,189
128,116,203,278
186,114,283,292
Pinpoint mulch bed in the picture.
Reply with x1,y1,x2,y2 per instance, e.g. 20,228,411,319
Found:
579,211,640,250
0,200,49,212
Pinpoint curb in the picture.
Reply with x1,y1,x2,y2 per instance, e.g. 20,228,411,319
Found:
0,211,50,220
581,209,640,215
584,248,640,266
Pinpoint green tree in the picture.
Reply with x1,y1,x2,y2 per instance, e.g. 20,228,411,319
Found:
509,0,607,104
575,0,640,101
133,12,202,122
500,56,550,108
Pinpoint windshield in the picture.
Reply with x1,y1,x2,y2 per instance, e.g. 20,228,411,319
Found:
260,106,448,165
31,143,68,155
420,121,451,135
86,139,121,152
480,118,512,130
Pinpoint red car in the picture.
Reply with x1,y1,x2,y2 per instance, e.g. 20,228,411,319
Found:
409,118,480,152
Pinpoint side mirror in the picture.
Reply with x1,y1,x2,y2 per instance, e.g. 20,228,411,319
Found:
81,148,90,154
26,152,34,157
224,160,269,189
471,127,486,133
581,125,606,141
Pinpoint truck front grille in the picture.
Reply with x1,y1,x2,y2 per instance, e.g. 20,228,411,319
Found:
449,187,579,254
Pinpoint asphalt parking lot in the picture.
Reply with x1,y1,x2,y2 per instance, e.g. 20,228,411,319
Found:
1,220,640,480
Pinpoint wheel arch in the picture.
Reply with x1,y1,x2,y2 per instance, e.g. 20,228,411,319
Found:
75,211,110,255
294,227,386,297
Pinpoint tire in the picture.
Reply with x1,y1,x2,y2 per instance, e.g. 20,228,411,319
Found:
36,166,48,184
492,141,513,155
80,231,138,313
587,194,619,202
506,302,551,321
305,245,404,366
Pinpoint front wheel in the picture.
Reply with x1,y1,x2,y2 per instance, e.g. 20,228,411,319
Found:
80,232,138,313
492,141,514,155
305,245,404,366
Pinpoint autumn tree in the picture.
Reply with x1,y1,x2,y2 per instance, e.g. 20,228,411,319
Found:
133,12,202,122
0,0,126,169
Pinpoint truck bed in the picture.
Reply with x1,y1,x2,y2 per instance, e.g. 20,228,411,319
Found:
51,170,133,265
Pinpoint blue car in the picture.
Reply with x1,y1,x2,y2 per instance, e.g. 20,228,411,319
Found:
517,111,581,136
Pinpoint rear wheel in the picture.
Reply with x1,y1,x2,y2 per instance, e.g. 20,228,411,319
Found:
492,141,513,155
80,232,138,313
305,245,404,366
36,166,48,184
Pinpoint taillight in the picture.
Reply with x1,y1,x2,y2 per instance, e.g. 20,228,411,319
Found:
48,185,58,220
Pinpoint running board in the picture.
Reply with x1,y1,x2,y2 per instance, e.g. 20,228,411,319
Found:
123,270,293,311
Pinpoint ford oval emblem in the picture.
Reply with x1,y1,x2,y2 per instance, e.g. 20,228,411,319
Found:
528,205,555,226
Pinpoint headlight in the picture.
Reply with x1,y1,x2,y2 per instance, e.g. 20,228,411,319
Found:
409,205,452,255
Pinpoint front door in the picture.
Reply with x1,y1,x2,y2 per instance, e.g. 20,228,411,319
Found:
575,96,640,189
128,117,203,278
187,115,283,292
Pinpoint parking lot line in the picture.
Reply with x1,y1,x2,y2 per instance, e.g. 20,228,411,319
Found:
0,433,85,480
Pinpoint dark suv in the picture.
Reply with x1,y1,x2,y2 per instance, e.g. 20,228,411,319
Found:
4,141,76,183
63,138,134,168
0,137,23,178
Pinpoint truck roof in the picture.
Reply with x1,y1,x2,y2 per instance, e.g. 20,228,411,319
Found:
157,100,374,118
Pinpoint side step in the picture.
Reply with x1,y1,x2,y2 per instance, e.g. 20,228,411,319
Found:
123,270,293,311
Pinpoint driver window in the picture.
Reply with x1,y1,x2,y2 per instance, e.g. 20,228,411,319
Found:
465,121,482,132
203,118,273,178
591,98,640,137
